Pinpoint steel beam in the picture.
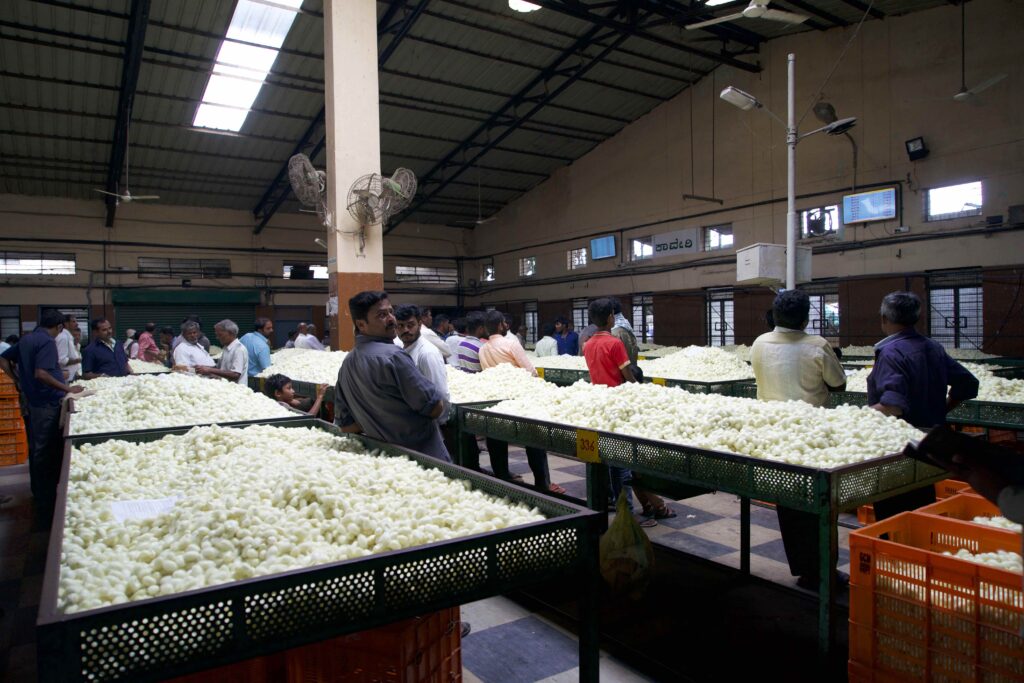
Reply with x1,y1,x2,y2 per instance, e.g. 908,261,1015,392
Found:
838,0,886,20
778,0,849,27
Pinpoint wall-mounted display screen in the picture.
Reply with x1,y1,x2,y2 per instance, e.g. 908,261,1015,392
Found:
590,235,617,260
842,187,897,224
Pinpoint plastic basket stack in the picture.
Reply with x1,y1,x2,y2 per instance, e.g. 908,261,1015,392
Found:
848,493,1023,682
0,373,27,466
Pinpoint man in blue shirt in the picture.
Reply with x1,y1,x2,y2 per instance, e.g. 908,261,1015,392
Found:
334,291,450,461
868,291,979,518
0,310,83,522
240,318,274,377
554,316,579,355
81,318,132,379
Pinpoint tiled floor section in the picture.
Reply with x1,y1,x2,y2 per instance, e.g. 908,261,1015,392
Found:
2,443,858,681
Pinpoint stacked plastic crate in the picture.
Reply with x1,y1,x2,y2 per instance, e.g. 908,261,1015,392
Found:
848,492,1023,681
0,372,27,466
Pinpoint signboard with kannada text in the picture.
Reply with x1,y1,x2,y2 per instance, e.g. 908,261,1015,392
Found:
652,227,699,257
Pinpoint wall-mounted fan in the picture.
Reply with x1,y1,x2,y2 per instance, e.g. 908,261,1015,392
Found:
288,154,331,227
686,0,808,31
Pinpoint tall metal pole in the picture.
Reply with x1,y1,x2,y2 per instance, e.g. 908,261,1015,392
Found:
786,52,797,290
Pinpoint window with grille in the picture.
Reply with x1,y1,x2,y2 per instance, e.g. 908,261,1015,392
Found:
567,248,587,270
47,307,91,343
929,271,983,350
0,306,20,342
282,263,328,280
631,294,654,343
805,292,840,341
926,181,982,221
704,224,734,251
524,302,538,344
518,256,536,278
800,206,840,238
630,236,653,261
707,290,735,346
572,298,589,330
394,265,458,285
482,264,495,282
139,257,231,279
1,251,75,275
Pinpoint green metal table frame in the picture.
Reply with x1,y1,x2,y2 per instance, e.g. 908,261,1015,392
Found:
537,367,753,395
457,404,947,656
39,419,602,682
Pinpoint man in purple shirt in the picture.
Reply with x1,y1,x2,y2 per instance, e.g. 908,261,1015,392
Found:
0,310,84,523
868,291,979,517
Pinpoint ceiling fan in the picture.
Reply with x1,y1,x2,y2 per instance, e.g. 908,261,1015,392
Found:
952,0,1005,103
94,122,160,203
686,0,808,31
454,164,496,225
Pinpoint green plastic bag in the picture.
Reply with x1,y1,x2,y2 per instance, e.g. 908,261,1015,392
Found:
599,491,654,599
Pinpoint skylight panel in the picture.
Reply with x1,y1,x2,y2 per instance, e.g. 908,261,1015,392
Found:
193,0,301,132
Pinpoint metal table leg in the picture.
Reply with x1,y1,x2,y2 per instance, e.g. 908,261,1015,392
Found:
586,463,609,533
740,496,751,575
817,496,839,656
579,517,601,683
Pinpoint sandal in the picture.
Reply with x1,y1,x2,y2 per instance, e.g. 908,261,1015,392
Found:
633,514,657,528
548,483,567,495
642,503,677,520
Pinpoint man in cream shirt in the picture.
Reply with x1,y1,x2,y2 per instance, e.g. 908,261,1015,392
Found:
173,321,216,370
196,320,248,384
751,289,846,590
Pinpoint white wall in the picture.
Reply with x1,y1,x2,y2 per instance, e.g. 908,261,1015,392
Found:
467,0,1024,303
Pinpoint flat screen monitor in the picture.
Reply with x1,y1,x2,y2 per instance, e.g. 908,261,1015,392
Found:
590,235,616,260
843,187,897,224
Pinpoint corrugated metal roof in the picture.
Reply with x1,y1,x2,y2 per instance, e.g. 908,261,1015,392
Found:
0,0,956,227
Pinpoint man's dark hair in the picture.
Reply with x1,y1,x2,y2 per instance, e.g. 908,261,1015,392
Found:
452,317,468,333
90,317,110,331
394,303,420,322
160,326,174,336
40,310,65,328
555,316,569,326
62,313,76,324
541,322,555,337
433,313,449,327
145,322,156,333
611,298,623,315
765,308,775,330
254,317,271,331
588,298,615,327
503,313,514,326
465,311,486,335
880,291,921,326
264,374,291,397
484,310,505,335
348,290,389,323
772,290,810,330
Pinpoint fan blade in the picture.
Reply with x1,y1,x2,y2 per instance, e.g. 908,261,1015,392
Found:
685,12,744,30
129,195,160,200
967,73,1006,96
761,8,808,24
93,189,124,198
476,216,497,225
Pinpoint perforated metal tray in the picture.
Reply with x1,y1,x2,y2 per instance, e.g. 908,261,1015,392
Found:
540,367,752,395
458,406,945,512
39,419,600,683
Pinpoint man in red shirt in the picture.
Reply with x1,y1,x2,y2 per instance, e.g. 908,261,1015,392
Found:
583,298,675,525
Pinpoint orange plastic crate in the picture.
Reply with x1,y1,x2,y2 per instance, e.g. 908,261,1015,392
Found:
849,512,1024,682
0,427,27,447
0,397,21,421
161,655,272,683
916,492,1010,527
285,607,462,683
0,381,17,398
935,479,974,500
857,504,876,525
0,430,28,466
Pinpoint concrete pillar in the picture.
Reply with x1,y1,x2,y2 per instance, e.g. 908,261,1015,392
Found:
324,0,382,350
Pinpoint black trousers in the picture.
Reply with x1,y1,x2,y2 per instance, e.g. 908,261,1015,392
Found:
457,434,551,490
777,485,937,578
27,402,63,519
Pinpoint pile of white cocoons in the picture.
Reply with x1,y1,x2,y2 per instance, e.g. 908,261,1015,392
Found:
446,365,558,404
69,374,293,434
488,382,924,468
258,348,348,385
59,424,545,613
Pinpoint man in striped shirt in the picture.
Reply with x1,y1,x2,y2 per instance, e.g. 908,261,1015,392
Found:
455,311,487,372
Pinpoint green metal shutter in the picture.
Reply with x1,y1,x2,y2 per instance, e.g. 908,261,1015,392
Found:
114,304,256,342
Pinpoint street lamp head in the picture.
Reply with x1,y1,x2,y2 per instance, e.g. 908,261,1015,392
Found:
720,86,761,111
824,117,857,135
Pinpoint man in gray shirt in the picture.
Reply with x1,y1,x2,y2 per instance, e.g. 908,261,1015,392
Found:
334,291,450,462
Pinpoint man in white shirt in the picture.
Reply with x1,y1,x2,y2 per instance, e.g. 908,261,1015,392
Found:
197,319,248,384
55,314,82,381
534,323,558,357
417,307,452,360
172,321,216,370
395,304,449,423
751,290,847,591
295,322,327,350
